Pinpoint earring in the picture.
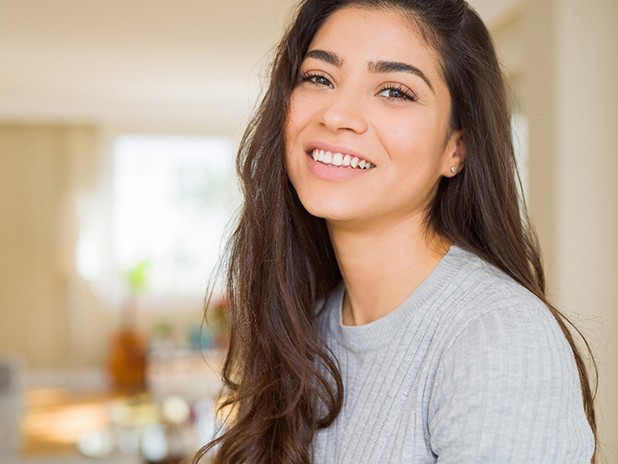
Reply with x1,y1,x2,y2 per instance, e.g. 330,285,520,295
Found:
450,165,457,174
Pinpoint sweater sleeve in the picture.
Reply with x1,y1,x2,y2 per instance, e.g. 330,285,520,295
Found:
427,295,594,463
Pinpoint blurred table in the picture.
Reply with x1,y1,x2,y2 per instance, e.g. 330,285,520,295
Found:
19,350,223,464
20,388,142,463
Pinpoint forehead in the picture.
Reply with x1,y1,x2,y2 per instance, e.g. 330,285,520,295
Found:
308,6,444,80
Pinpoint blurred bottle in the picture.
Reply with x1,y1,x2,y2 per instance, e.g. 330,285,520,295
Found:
107,327,148,392
108,260,151,392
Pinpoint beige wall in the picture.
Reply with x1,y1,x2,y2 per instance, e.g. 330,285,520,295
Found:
0,125,90,367
523,0,618,462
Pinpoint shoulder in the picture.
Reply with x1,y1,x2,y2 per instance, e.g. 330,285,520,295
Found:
439,246,563,344
435,246,580,405
434,246,578,399
426,246,594,463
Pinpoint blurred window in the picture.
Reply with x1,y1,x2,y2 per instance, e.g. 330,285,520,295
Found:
110,135,237,296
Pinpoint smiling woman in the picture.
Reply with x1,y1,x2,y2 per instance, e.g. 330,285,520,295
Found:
285,7,461,238
193,1,597,463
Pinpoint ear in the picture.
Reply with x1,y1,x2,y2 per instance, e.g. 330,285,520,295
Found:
442,130,466,177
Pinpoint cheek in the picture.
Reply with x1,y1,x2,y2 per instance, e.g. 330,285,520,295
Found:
284,98,304,181
285,93,317,169
380,115,446,161
378,122,422,162
285,97,302,150
286,91,319,136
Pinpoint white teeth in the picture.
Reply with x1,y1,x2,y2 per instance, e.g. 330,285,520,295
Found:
311,149,373,170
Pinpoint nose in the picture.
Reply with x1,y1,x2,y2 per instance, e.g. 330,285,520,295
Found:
319,87,369,134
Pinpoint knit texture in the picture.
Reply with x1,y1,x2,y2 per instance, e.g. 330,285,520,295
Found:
312,245,594,463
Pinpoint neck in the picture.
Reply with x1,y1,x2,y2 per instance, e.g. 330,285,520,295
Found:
328,215,450,326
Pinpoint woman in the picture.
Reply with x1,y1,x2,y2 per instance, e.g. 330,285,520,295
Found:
195,0,597,462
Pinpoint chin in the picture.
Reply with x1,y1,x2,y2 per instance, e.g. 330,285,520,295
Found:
298,194,368,225
296,193,342,220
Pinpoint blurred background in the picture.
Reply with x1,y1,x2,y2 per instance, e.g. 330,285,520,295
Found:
0,0,616,463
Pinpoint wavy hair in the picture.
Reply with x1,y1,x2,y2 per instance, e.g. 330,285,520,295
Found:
194,1,597,462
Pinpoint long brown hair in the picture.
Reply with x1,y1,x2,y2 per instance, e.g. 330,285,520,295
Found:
194,1,597,462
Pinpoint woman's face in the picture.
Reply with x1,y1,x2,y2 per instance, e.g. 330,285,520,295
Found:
285,6,463,230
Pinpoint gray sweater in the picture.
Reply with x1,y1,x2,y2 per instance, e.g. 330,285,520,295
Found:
312,245,594,463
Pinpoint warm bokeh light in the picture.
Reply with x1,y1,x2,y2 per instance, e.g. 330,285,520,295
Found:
22,389,112,454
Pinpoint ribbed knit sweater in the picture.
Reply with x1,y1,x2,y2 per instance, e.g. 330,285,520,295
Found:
312,245,594,463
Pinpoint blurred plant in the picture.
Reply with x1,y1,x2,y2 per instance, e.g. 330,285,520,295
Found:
124,259,152,294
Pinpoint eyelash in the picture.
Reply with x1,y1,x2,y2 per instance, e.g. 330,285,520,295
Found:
298,72,333,87
297,72,418,102
377,83,418,102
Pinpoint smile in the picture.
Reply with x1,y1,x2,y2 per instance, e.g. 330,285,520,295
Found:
311,149,375,170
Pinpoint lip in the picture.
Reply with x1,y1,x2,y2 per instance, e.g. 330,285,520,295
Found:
304,140,375,167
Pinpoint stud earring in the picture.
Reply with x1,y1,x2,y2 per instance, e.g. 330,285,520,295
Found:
450,165,457,174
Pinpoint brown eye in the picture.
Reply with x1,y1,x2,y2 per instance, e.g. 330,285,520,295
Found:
299,72,333,88
377,84,417,101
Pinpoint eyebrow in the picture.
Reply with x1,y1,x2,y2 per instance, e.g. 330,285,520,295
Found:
305,49,343,67
304,49,434,92
369,60,434,92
